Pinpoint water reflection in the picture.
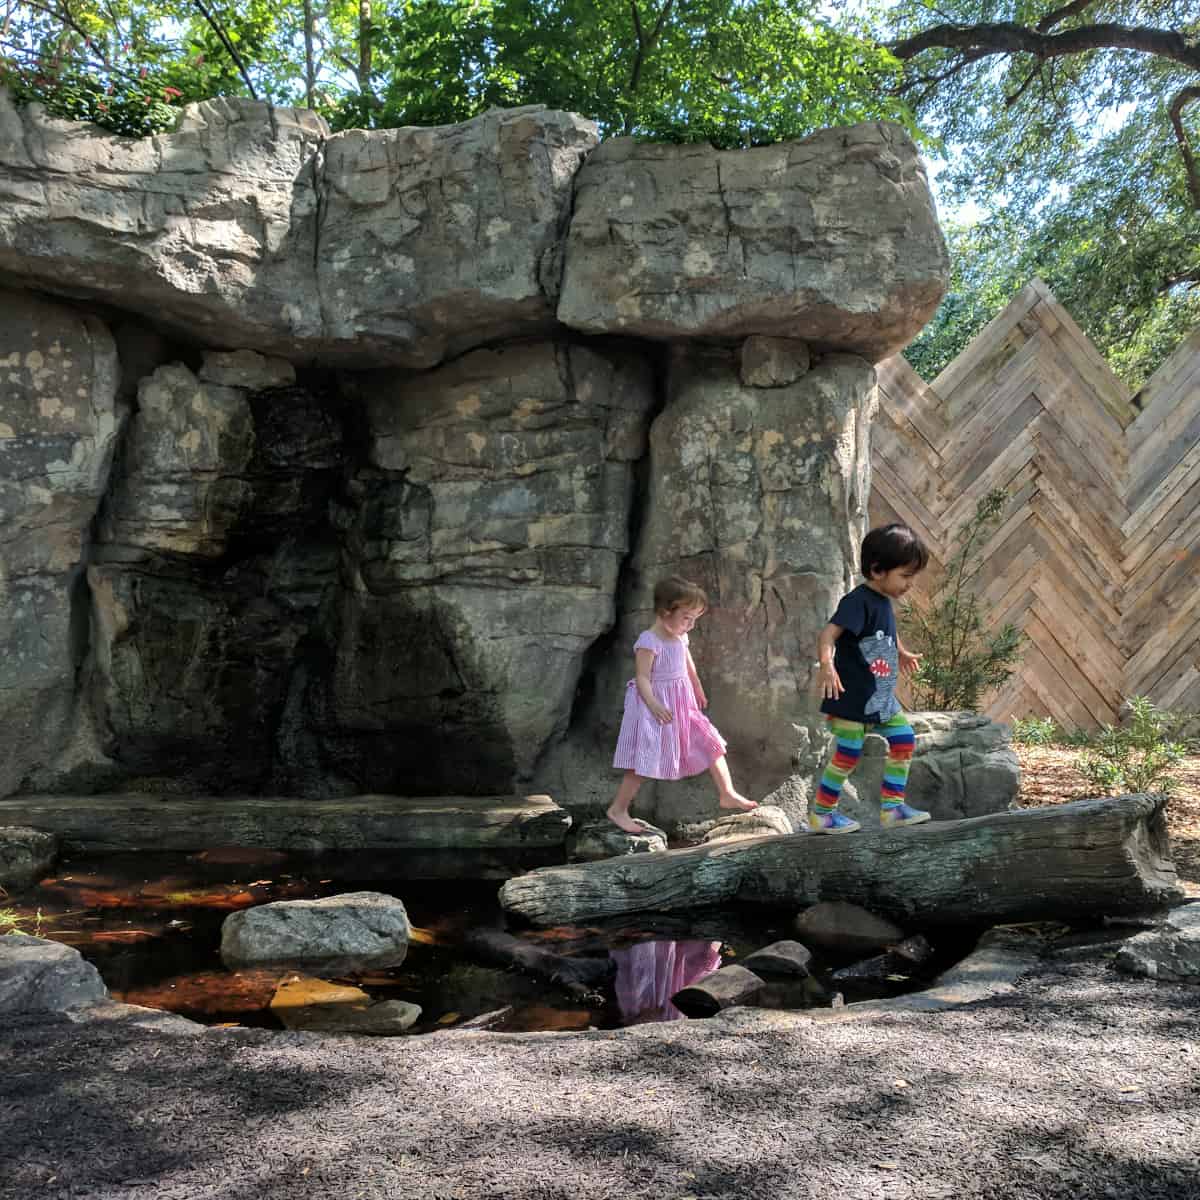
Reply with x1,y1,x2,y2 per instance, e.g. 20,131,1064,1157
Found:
611,939,722,1024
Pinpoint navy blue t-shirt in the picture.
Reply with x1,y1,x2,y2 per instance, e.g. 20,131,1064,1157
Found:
819,584,901,724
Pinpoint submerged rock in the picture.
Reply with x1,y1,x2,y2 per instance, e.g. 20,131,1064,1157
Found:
793,901,905,956
270,974,421,1035
221,891,411,974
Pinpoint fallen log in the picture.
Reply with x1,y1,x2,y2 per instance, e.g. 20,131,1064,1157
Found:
499,795,1182,928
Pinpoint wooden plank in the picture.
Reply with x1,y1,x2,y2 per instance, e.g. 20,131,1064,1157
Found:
1127,331,1200,445
1025,606,1122,720
932,281,1043,404
1122,437,1200,545
1126,394,1200,515
1029,572,1127,685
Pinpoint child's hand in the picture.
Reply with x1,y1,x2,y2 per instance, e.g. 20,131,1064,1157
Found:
899,648,922,676
693,682,708,709
819,662,844,700
649,701,674,725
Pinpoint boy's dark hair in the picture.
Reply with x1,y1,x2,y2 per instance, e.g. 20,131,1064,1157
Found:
860,523,929,577
653,575,708,615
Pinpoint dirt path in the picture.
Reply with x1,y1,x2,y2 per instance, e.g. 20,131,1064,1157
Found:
2,947,1198,1200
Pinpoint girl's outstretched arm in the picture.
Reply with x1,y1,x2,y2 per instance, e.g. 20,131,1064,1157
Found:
817,622,845,699
686,648,708,709
634,647,672,724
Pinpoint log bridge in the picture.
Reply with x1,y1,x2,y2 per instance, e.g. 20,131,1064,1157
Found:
499,795,1182,928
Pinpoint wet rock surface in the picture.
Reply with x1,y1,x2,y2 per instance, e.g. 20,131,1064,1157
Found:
0,826,58,892
569,821,669,861
793,901,906,956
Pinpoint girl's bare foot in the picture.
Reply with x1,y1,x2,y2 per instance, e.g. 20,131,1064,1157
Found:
718,792,758,812
606,806,650,834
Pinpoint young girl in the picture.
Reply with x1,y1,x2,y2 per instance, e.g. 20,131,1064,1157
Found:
608,576,757,833
813,522,931,834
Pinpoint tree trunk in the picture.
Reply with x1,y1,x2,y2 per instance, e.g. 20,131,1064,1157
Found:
499,795,1182,928
303,0,315,110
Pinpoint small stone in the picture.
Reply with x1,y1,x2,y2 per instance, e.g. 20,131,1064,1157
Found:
742,940,813,977
793,901,905,956
199,349,297,390
739,336,812,388
569,821,668,861
671,964,765,1017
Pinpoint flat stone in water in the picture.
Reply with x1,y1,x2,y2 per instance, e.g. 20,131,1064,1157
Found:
270,975,422,1035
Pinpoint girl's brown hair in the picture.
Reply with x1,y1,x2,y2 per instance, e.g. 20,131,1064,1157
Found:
653,575,708,615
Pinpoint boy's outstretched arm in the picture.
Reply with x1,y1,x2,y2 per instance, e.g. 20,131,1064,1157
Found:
817,623,844,700
896,634,923,675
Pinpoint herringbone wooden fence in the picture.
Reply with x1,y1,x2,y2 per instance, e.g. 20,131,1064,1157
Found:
871,278,1200,730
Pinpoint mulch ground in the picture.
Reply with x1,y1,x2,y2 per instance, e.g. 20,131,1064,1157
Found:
2,951,1198,1200
4,753,1200,1200
1013,745,1200,887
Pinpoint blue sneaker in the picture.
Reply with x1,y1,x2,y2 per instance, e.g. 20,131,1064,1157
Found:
808,810,861,835
880,802,931,828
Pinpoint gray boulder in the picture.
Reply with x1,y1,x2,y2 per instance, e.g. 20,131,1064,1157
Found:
836,712,1019,826
0,826,58,892
0,289,124,797
0,934,108,1013
1115,903,1200,982
558,122,947,361
0,92,596,368
221,891,412,974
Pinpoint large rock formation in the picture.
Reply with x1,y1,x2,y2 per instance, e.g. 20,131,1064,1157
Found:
557,124,947,360
0,291,123,797
0,93,950,823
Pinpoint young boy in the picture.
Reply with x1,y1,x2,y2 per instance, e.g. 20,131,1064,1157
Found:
812,523,931,834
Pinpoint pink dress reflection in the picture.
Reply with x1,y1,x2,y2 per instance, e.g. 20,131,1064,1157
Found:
611,939,723,1023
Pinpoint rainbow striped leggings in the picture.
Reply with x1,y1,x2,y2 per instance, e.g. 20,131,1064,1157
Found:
816,714,915,813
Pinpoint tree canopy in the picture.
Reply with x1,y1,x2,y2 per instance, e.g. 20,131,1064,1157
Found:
1,0,1196,387
880,1,1199,391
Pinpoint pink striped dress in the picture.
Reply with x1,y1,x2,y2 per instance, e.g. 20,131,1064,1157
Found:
612,629,728,780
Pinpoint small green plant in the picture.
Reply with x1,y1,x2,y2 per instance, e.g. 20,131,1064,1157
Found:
1076,696,1187,796
903,488,1025,712
1010,715,1061,746
0,906,45,937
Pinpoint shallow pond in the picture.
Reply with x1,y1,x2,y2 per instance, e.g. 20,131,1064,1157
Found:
7,847,970,1033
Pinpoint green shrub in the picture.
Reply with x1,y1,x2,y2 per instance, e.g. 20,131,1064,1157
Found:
903,488,1025,712
1076,696,1188,796
1009,715,1061,746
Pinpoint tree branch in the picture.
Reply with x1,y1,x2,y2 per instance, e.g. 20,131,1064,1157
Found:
623,0,673,135
190,0,258,100
1169,85,1200,211
890,22,1200,74
1003,62,1041,107
1160,265,1200,292
15,0,110,63
1035,0,1097,34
